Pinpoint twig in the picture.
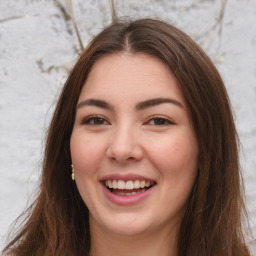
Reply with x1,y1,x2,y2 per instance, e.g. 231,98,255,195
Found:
66,0,84,52
212,0,227,36
194,0,227,44
54,0,70,21
109,0,117,23
0,14,39,23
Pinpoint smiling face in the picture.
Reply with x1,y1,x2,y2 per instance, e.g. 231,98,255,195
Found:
70,53,199,238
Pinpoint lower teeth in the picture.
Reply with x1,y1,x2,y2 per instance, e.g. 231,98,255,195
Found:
112,188,147,196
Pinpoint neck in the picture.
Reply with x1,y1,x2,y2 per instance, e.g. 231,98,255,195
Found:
89,220,179,256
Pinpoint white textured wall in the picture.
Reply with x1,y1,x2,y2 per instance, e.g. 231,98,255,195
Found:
0,0,255,251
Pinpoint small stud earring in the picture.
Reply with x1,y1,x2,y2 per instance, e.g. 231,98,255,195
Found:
71,164,75,180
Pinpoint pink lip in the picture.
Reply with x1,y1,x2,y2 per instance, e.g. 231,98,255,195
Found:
101,182,156,206
100,173,155,182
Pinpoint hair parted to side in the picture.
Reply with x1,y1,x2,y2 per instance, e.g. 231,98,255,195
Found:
2,18,252,256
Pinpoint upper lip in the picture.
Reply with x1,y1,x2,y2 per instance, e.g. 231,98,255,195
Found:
100,173,156,183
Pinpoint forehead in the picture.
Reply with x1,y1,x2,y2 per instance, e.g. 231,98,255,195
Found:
79,53,185,106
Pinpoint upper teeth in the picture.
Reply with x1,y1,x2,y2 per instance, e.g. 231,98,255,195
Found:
105,180,153,190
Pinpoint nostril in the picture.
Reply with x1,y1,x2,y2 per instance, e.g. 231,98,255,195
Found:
126,156,137,161
106,136,143,162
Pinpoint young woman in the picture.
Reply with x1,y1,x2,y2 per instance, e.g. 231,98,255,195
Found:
2,19,252,256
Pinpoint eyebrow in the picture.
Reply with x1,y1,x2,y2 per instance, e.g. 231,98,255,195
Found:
77,99,114,110
77,97,183,111
135,97,184,110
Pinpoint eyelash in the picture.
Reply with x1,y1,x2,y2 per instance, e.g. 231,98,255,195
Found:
145,116,174,126
81,115,174,126
81,115,110,126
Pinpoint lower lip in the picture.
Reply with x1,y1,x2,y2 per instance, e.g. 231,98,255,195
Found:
102,183,155,206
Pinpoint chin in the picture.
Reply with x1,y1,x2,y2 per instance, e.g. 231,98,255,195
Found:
90,210,155,237
107,222,153,237
102,211,171,238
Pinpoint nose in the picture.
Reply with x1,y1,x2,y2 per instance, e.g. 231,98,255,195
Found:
106,125,143,163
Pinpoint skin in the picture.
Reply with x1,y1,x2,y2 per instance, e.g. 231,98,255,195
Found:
70,53,199,256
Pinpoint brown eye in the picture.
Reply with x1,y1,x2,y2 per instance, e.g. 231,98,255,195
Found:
147,117,174,126
82,116,109,125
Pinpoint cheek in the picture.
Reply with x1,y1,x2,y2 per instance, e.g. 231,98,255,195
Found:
70,133,107,177
147,132,199,216
70,132,108,208
147,131,199,179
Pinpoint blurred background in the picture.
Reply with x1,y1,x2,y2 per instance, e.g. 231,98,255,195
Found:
0,0,255,251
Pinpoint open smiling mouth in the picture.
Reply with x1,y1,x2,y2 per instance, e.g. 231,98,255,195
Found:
103,180,156,196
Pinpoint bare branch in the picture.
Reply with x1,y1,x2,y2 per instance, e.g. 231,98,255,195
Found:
212,0,227,35
66,0,84,52
0,14,39,23
54,0,71,21
194,0,228,50
109,0,117,23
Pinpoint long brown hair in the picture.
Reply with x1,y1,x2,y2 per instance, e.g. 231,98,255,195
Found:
2,18,252,256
